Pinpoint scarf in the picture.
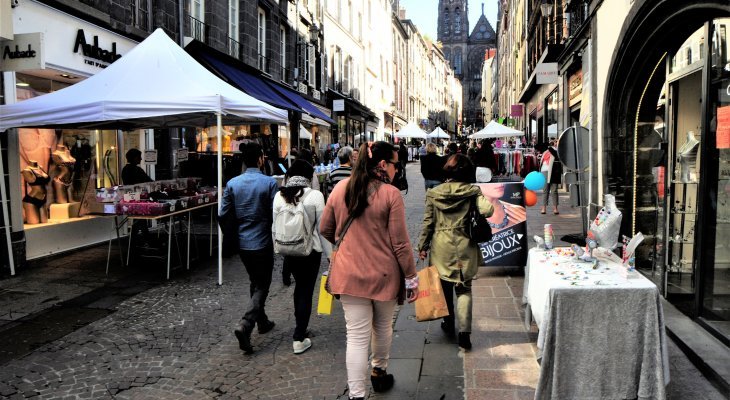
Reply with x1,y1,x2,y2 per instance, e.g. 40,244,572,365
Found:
285,175,311,188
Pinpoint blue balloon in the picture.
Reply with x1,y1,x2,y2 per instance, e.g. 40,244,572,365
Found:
524,171,546,191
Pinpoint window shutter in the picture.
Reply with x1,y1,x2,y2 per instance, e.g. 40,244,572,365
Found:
308,45,316,86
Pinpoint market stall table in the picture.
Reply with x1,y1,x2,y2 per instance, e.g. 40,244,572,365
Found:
523,247,670,399
100,202,217,279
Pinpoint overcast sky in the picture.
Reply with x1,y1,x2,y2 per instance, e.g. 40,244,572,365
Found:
398,0,499,42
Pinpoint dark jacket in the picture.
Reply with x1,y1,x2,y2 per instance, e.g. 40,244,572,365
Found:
420,153,444,181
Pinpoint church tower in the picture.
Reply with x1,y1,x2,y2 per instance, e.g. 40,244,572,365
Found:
438,1,496,130
437,0,469,77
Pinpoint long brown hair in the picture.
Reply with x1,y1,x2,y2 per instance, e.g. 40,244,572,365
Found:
345,141,396,217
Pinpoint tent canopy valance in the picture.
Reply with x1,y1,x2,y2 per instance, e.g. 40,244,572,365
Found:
468,120,524,139
0,29,287,132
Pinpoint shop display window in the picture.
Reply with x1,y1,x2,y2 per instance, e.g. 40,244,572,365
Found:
15,72,145,226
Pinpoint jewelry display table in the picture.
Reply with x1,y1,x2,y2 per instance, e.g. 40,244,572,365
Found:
523,247,670,399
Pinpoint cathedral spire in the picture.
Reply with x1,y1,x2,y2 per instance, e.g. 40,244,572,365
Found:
482,2,485,16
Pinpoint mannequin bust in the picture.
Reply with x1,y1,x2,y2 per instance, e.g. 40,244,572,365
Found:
677,131,700,183
52,144,76,204
21,160,50,224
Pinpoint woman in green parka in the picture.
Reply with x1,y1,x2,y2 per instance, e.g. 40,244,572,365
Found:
417,154,494,350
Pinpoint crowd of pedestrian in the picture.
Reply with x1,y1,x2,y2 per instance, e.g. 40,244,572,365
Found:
219,139,506,400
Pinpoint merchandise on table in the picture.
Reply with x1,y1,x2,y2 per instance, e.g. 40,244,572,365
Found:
96,178,215,215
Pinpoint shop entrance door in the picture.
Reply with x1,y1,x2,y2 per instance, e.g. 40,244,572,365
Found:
699,18,730,345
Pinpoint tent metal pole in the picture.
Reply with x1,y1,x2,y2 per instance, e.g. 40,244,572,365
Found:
216,113,223,285
0,140,15,275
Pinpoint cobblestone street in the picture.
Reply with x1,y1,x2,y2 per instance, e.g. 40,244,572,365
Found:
0,164,725,399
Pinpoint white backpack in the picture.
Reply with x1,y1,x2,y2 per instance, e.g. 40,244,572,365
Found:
273,191,314,257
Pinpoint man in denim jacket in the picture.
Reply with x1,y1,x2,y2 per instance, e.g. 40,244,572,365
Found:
220,142,278,354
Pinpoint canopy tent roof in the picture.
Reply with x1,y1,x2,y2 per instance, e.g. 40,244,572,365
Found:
0,29,288,132
428,126,449,139
394,122,428,139
468,120,524,139
299,126,312,140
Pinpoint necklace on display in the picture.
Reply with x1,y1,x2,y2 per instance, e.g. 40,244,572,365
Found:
489,202,510,229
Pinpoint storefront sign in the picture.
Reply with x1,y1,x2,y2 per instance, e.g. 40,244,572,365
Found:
0,32,45,71
12,1,136,75
717,105,730,149
144,149,158,164
176,148,189,163
73,29,122,68
332,99,345,112
510,104,524,117
536,62,559,84
476,182,528,267
568,70,583,107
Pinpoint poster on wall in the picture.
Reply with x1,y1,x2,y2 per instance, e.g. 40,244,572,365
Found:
476,182,528,267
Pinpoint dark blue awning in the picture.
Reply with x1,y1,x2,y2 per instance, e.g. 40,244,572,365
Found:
197,52,303,113
270,85,336,125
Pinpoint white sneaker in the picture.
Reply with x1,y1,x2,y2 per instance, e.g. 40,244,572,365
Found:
293,338,312,354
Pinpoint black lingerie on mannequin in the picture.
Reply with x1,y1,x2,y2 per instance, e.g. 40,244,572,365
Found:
22,194,46,207
23,169,51,208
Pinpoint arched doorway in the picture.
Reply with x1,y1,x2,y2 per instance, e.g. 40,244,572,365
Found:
604,0,730,343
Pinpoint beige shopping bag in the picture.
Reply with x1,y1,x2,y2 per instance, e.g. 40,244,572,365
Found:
415,266,450,322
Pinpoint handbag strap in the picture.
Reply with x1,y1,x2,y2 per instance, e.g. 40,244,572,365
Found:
334,215,355,249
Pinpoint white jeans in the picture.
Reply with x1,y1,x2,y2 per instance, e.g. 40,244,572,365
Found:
340,294,397,398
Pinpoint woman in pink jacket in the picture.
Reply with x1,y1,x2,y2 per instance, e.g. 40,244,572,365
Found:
320,141,419,400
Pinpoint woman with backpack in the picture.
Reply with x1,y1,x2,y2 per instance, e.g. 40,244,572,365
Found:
319,141,419,400
272,160,329,354
417,154,494,350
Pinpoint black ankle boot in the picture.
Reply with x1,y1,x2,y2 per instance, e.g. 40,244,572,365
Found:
370,367,394,392
458,332,472,350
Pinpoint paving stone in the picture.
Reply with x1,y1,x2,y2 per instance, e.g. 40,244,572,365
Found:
389,330,426,359
421,343,462,376
369,358,421,400
416,374,464,400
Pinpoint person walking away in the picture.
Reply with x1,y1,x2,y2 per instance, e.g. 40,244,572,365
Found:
417,154,494,350
540,140,562,214
220,142,278,354
327,146,354,193
273,160,330,354
320,141,419,400
398,143,409,169
420,143,444,190
296,148,321,192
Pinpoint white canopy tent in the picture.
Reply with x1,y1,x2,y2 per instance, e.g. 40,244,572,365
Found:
394,122,428,139
0,29,288,283
468,120,524,139
428,126,449,139
299,126,313,140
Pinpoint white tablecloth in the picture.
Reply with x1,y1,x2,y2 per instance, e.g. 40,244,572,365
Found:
523,247,670,399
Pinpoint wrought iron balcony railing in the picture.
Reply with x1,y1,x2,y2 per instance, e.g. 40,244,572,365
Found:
185,14,209,44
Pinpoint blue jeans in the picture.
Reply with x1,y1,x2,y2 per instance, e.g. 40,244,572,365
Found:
424,180,441,190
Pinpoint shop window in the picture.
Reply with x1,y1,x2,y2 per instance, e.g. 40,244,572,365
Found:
14,73,140,225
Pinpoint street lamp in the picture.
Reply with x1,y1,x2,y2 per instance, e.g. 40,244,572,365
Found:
540,0,554,43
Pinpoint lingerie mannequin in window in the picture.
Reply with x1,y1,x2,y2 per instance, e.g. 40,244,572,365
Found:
676,130,700,183
52,145,76,204
21,161,50,224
